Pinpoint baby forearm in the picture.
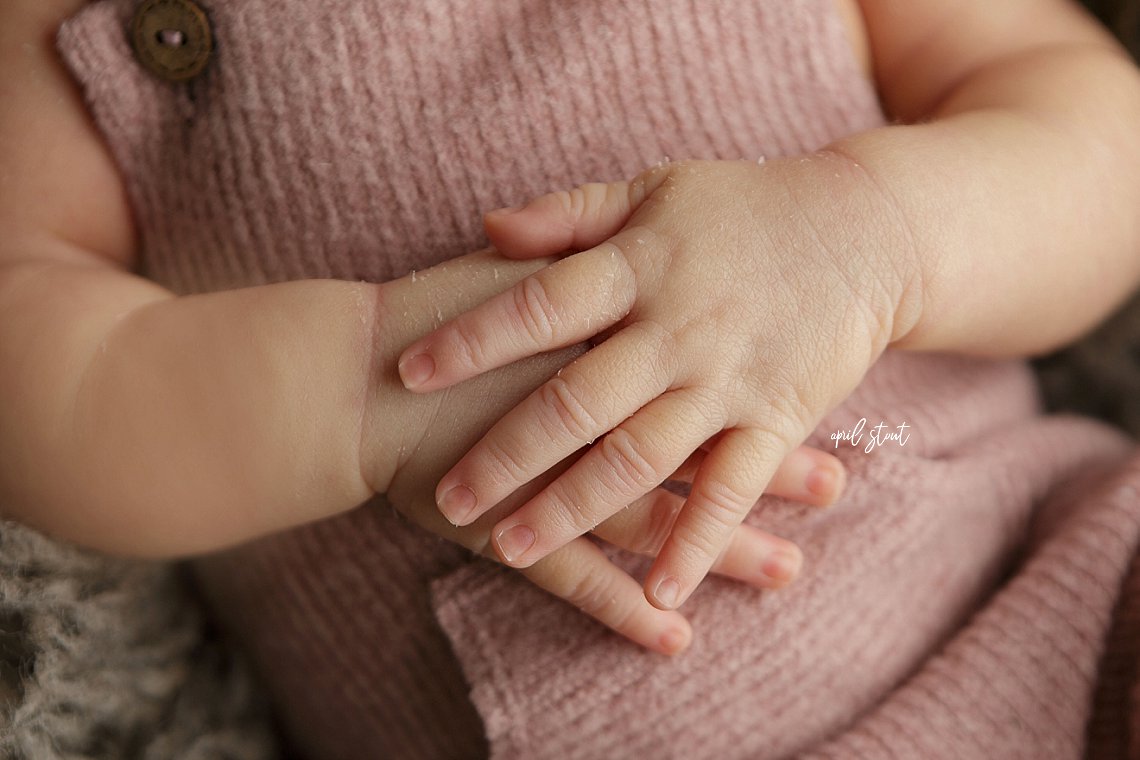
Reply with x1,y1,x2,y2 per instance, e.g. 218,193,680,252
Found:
0,243,551,558
0,253,379,557
831,10,1140,356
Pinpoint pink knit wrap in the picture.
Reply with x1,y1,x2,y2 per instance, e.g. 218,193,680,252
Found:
58,1,1140,758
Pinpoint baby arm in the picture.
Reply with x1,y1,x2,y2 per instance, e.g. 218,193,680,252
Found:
395,0,1140,609
828,0,1140,354
0,4,385,552
0,0,531,557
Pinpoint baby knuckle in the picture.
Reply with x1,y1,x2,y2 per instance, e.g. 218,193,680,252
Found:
514,275,559,345
450,317,492,371
544,480,599,531
564,573,620,618
484,436,532,482
691,482,749,531
751,428,793,465
670,519,726,566
598,428,662,496
636,318,679,372
540,376,600,441
602,603,638,633
766,386,816,441
561,497,598,532
560,496,606,537
678,386,725,428
557,185,591,223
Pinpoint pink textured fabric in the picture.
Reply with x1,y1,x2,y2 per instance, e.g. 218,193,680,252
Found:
56,1,1140,758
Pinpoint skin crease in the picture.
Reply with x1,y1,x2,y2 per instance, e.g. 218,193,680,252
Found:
397,0,1140,612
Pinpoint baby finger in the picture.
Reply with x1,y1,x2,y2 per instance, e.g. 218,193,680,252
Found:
646,428,789,610
484,165,673,258
397,245,636,393
521,536,692,656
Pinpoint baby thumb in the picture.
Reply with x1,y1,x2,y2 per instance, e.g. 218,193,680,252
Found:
484,170,667,258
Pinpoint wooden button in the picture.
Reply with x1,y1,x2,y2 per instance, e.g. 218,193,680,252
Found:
130,0,213,83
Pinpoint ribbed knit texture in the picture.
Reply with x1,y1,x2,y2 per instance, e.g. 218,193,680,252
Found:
56,1,1140,758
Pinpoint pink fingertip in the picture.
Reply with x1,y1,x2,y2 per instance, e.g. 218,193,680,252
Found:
438,484,478,525
652,577,681,609
658,625,691,656
495,524,537,565
398,352,435,390
761,547,803,585
805,464,842,503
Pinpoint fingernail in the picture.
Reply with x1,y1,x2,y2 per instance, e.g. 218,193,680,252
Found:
495,524,536,564
398,352,435,390
653,577,681,609
439,484,478,525
487,204,525,217
805,465,839,500
762,548,802,584
658,626,690,655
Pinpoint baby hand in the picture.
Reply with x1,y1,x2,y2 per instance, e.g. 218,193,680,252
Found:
371,250,831,654
397,158,907,610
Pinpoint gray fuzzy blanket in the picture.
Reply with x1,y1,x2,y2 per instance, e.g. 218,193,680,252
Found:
0,528,277,759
